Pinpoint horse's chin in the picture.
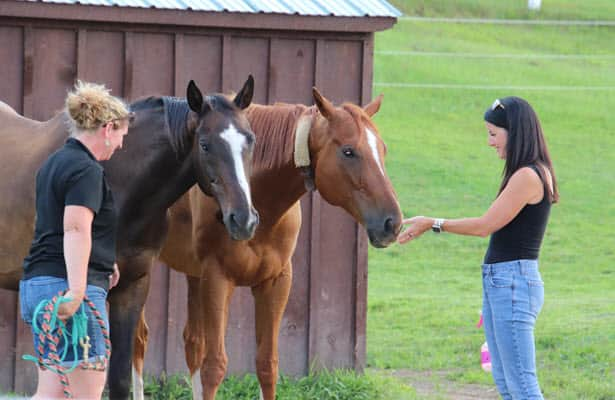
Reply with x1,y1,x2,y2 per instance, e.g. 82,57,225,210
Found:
367,233,395,249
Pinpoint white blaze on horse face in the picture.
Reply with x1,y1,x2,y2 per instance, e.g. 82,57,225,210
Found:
366,128,385,176
220,123,253,206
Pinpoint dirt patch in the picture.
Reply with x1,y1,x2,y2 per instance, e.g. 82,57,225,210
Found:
381,369,499,399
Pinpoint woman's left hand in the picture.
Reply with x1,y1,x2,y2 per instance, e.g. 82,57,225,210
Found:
109,263,120,289
397,216,434,244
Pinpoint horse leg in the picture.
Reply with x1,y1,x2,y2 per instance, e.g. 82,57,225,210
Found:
183,275,205,400
197,267,234,400
131,309,149,400
251,263,292,400
107,256,153,400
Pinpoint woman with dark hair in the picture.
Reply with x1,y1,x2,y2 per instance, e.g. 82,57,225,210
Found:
398,96,557,400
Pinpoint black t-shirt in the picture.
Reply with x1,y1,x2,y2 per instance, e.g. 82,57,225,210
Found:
484,165,551,264
23,138,117,290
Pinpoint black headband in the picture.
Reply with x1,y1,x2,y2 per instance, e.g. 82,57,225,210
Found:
484,98,508,129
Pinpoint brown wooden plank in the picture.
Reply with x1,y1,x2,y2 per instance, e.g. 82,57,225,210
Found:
143,262,169,378
123,31,134,100
128,32,174,99
307,191,322,368
268,38,315,105
225,287,257,375
354,226,369,371
228,36,269,104
0,289,17,392
30,27,77,120
0,26,24,114
221,35,232,94
22,25,33,118
165,268,189,375
361,34,374,107
79,30,124,97
178,34,223,95
309,202,358,369
354,33,374,371
280,194,312,376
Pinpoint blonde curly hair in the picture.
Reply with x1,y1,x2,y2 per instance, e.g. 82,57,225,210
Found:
65,80,131,135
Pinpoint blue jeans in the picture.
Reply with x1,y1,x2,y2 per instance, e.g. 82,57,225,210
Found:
482,259,544,400
19,276,109,367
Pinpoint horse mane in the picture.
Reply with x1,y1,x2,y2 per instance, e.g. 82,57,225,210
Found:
246,103,310,171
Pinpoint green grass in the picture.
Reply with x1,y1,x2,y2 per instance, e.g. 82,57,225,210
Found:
389,0,615,20
139,370,417,400
367,2,615,400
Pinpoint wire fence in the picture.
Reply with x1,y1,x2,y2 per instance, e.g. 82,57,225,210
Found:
373,83,615,91
398,16,615,26
375,17,615,92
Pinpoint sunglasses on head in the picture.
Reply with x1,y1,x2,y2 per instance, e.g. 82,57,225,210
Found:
491,99,505,111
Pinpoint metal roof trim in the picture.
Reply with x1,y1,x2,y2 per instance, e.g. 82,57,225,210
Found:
19,0,402,17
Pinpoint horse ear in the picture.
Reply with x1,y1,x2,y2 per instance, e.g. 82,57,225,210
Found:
233,75,254,110
312,87,335,120
364,94,383,117
187,80,204,113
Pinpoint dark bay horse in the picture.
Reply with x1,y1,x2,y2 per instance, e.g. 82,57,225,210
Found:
133,88,402,400
0,77,258,399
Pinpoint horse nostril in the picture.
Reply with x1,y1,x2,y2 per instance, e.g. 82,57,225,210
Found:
384,217,395,235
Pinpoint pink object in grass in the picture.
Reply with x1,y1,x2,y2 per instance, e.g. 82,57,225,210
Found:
477,313,491,372
481,341,492,372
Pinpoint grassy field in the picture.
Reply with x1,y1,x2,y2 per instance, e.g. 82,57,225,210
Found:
366,0,615,399
85,2,615,399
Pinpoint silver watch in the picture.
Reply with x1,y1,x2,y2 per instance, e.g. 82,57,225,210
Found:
432,218,445,233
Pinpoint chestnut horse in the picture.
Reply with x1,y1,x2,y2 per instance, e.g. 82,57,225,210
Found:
0,77,259,399
132,88,402,400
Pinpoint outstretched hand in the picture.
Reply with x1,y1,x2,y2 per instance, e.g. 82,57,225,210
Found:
397,216,434,244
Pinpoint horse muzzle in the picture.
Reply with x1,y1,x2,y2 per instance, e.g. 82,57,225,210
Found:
224,206,259,241
366,213,401,248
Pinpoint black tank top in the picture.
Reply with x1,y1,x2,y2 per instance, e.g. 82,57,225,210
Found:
484,165,552,264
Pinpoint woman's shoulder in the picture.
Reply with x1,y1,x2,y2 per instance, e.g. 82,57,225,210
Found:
514,165,555,204
508,166,544,201
511,166,542,182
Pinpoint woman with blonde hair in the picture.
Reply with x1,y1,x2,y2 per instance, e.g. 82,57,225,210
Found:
20,81,132,399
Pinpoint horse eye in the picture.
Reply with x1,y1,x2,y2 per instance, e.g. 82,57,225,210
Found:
201,143,209,152
342,147,355,158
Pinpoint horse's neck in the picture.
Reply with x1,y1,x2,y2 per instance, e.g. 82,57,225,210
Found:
249,104,315,223
107,101,195,222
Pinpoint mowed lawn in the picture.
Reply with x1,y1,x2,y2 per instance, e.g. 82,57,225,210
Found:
367,2,615,399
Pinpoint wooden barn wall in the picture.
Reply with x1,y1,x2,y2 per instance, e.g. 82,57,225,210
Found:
0,19,374,394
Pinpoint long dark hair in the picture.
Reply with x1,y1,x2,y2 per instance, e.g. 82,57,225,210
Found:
493,96,559,203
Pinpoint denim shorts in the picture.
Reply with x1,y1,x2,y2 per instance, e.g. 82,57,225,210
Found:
20,276,109,368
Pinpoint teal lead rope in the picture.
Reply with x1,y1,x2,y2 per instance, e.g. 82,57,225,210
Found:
23,291,111,398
